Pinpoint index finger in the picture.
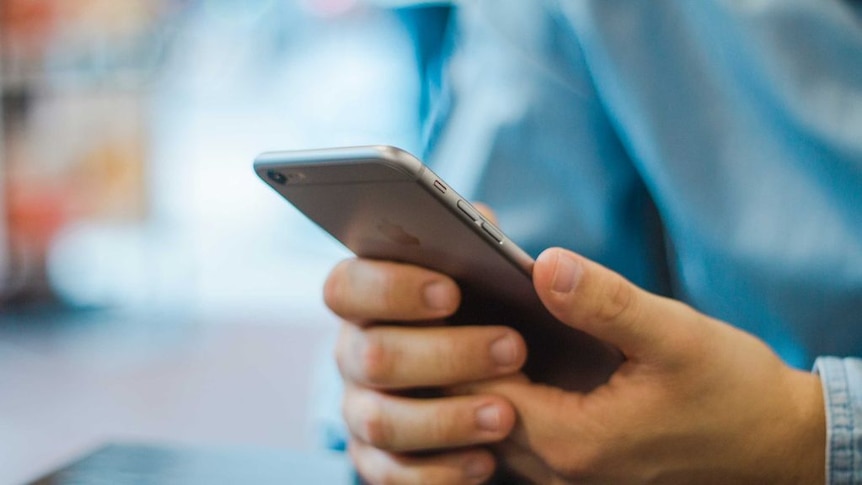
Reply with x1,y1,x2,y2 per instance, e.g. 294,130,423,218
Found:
324,258,461,324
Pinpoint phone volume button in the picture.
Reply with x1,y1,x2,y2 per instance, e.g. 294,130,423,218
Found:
457,199,480,222
481,222,504,244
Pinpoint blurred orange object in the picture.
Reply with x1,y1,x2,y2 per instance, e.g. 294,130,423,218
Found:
6,180,70,256
0,0,58,54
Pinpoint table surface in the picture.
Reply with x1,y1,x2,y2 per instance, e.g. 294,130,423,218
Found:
28,442,358,484
0,307,342,484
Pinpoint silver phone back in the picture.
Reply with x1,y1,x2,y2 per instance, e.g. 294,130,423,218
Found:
255,146,620,391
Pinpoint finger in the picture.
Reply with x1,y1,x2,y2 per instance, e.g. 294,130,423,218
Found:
324,258,461,324
460,377,588,473
336,324,526,389
493,440,555,484
343,386,515,452
349,440,496,485
533,248,697,359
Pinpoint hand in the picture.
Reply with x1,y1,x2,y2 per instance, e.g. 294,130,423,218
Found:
459,248,826,484
326,244,826,484
326,258,529,484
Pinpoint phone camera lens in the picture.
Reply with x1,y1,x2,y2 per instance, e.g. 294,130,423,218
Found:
267,170,287,185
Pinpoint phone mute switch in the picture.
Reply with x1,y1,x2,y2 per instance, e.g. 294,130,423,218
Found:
481,222,504,244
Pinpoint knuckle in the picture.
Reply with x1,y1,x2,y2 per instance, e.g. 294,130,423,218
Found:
358,333,394,387
357,394,393,449
593,272,638,325
666,301,714,361
541,442,599,481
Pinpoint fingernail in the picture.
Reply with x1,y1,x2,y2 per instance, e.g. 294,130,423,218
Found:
475,404,501,432
490,335,517,368
551,252,583,294
423,280,453,312
465,457,492,480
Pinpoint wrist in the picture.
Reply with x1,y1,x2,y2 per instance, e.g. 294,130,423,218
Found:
783,370,826,485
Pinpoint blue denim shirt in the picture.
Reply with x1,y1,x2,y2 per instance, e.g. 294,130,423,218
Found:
426,1,862,482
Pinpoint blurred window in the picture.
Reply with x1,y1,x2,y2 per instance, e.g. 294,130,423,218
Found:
0,0,425,324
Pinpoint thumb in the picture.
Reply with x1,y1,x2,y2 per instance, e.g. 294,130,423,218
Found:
533,248,681,359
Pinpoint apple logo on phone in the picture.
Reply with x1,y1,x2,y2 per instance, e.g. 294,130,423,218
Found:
377,219,420,246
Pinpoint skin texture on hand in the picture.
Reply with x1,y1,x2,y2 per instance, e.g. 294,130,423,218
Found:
465,249,826,484
326,249,827,485
327,258,526,484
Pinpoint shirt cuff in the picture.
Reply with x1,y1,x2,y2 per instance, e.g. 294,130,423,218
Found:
814,356,862,485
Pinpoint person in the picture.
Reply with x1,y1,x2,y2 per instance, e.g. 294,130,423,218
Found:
325,1,862,483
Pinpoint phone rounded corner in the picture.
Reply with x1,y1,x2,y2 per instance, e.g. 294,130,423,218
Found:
252,156,269,180
371,145,425,179
252,151,284,171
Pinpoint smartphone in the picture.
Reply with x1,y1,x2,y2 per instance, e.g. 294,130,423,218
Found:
254,145,621,391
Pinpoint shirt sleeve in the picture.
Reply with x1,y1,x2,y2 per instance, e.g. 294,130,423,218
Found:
814,357,862,484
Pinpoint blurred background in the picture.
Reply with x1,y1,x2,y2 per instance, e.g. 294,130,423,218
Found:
0,0,450,481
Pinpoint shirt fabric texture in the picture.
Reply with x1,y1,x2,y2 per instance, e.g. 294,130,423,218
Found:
425,1,862,482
